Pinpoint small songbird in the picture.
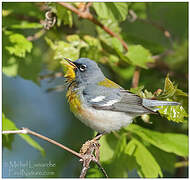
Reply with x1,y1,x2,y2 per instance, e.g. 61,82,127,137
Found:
63,58,180,133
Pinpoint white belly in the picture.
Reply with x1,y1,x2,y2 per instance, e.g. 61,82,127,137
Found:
74,104,134,133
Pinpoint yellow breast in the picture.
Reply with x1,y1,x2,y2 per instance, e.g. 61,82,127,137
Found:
66,87,82,115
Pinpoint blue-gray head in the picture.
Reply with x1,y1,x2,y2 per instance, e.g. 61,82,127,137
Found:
63,58,105,85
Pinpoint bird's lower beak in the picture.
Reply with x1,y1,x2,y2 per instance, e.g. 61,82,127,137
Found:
61,58,76,81
62,58,77,69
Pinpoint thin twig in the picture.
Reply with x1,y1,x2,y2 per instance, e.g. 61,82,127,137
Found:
57,2,128,52
2,128,82,159
128,10,173,44
27,29,46,41
94,159,108,178
2,129,28,134
132,67,141,88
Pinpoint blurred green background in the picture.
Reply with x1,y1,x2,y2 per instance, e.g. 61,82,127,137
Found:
2,2,188,178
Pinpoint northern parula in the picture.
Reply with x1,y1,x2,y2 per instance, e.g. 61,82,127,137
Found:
62,58,180,133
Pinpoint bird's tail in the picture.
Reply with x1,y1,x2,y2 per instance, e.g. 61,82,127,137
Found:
142,99,181,107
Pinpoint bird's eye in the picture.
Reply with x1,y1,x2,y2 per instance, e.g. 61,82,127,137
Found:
79,64,87,72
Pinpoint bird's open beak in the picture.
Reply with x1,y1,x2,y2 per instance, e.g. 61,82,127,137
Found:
61,58,77,81
62,58,77,69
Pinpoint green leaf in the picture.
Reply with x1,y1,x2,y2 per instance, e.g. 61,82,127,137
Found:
130,86,154,99
6,33,33,58
125,138,163,178
160,74,177,98
2,113,45,156
45,37,79,60
80,35,103,61
83,35,101,49
111,37,123,52
147,145,177,173
129,2,147,19
103,134,128,178
2,113,18,131
11,21,43,29
126,44,155,69
126,124,188,157
2,9,12,16
3,113,17,149
99,134,115,162
66,34,80,42
2,57,18,76
93,2,128,22
19,134,45,156
55,4,73,27
158,104,187,123
158,75,188,122
86,166,104,178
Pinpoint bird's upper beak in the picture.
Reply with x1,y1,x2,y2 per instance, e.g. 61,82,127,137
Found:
61,58,77,82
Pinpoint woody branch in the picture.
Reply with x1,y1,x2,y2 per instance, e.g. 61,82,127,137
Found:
2,128,108,178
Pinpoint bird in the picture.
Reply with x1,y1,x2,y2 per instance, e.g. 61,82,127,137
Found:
62,57,180,134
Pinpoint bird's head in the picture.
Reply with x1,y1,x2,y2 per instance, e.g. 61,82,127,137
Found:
62,58,105,85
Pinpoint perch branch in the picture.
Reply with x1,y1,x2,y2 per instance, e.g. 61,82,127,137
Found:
3,128,82,159
2,128,108,178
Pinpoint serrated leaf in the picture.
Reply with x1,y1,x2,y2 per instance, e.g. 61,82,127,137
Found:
2,113,45,156
93,2,128,22
158,75,188,122
160,74,177,98
126,45,154,69
125,138,163,178
158,104,187,122
126,124,188,157
6,33,33,58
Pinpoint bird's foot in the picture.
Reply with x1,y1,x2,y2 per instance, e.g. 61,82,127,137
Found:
79,133,104,161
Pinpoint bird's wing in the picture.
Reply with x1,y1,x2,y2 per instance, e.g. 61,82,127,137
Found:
84,86,155,115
